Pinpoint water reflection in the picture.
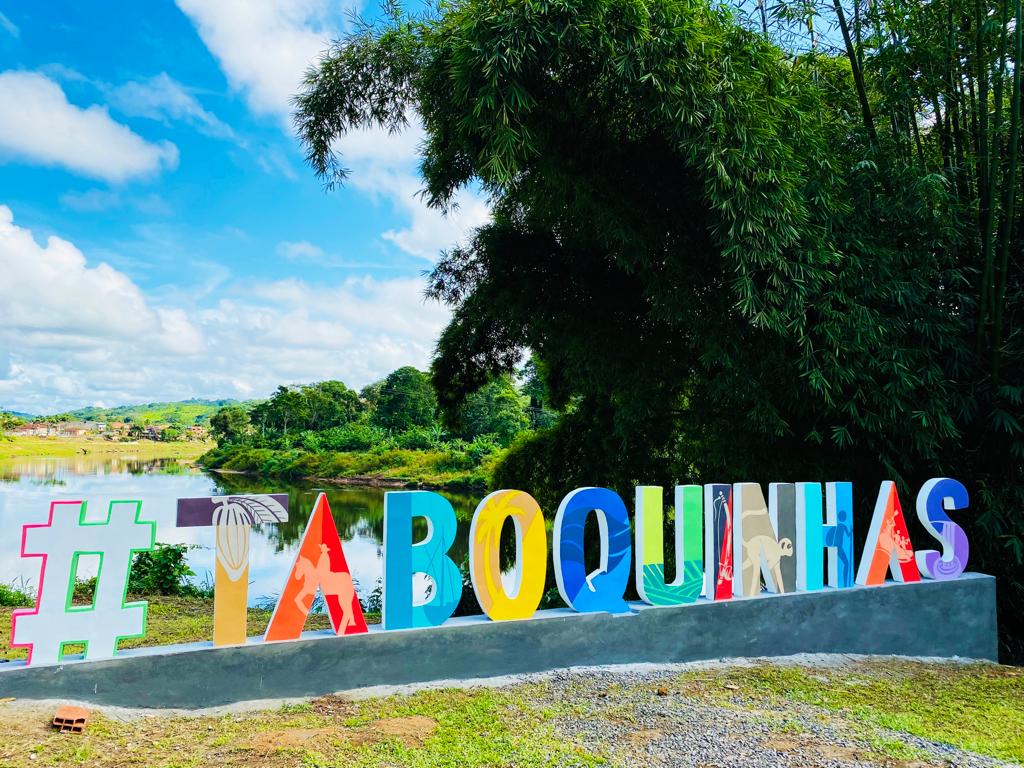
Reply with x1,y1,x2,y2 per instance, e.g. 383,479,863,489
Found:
0,456,479,608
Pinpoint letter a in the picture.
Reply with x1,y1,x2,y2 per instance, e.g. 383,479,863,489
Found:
856,481,920,586
265,493,368,641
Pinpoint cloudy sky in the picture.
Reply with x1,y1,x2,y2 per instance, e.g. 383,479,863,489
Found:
0,1,488,414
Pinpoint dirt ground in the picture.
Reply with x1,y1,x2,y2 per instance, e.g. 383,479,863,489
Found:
0,657,1020,768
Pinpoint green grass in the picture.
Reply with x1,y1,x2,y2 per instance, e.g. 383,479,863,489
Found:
670,661,1024,763
0,436,212,460
53,398,249,426
0,686,606,767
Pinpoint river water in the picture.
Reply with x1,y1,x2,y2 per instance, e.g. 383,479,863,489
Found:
0,454,479,607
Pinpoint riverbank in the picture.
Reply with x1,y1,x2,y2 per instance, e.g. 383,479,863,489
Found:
0,436,213,461
0,658,1020,767
200,445,497,491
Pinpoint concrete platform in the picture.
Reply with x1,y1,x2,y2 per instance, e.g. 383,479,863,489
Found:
0,573,997,709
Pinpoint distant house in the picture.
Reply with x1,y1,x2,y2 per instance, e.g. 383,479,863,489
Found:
58,421,104,437
187,424,209,440
11,422,52,437
143,424,168,440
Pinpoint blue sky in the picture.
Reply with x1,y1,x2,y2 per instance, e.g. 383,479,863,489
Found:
0,1,487,414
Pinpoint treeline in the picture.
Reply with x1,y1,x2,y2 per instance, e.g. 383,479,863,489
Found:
203,363,555,487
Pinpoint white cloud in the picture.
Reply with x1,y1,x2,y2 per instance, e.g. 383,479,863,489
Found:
175,1,490,261
174,0,345,120
0,205,198,345
277,240,325,261
0,205,449,413
380,179,491,262
0,71,179,183
275,239,352,267
106,73,235,140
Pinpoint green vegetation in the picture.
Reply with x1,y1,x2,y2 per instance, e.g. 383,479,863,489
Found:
46,398,244,426
0,582,33,608
0,437,211,460
203,367,547,490
370,366,437,433
203,443,500,490
294,0,1024,661
0,682,602,767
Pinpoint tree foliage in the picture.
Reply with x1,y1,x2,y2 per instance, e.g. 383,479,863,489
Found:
209,405,251,445
293,0,1021,657
457,375,529,445
250,381,364,441
371,366,438,432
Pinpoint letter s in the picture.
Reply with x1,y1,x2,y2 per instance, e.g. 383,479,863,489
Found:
915,478,970,580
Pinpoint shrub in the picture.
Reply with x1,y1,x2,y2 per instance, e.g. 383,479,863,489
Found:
296,430,323,452
0,581,34,607
129,542,198,596
320,423,387,452
466,433,502,464
395,426,439,450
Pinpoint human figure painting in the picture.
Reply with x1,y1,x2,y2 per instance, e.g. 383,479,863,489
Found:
704,484,734,600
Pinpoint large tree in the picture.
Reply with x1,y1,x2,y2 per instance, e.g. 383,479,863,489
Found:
295,0,959,478
293,0,1021,656
371,366,438,432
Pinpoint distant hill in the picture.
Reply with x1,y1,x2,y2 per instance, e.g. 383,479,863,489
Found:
46,399,248,426
1,410,35,420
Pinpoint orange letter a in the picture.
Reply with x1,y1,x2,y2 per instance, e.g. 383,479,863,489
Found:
265,493,368,642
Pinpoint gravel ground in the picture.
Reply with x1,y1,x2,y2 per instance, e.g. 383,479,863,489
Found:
515,662,1021,768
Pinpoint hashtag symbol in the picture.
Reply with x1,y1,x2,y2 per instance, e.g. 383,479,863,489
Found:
11,499,155,666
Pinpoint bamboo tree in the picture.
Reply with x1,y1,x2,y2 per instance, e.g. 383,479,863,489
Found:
833,0,881,149
992,0,1022,380
975,0,994,348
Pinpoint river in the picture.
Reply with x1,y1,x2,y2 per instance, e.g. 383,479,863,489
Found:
0,454,480,608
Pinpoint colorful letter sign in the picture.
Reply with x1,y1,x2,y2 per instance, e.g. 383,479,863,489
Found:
553,487,632,614
12,500,155,666
469,489,547,620
767,483,798,593
915,478,970,580
177,494,289,646
795,482,854,590
634,485,703,605
5,477,975,667
857,481,920,585
703,483,733,600
265,493,366,641
383,491,462,630
733,483,792,596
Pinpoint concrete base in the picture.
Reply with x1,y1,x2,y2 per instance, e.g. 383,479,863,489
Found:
0,573,997,709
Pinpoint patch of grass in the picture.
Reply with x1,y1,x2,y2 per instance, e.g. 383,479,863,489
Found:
671,661,1024,763
0,597,376,661
0,436,212,460
0,687,606,767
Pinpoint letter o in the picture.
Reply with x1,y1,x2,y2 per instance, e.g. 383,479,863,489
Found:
469,490,547,621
